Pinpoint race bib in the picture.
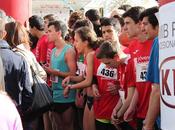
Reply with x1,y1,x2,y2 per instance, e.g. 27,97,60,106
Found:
76,62,86,77
96,63,117,79
135,61,148,82
50,75,58,83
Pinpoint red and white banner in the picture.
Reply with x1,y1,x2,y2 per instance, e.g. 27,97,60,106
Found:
159,1,175,130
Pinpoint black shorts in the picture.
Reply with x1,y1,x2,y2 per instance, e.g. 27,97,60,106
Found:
86,96,94,111
51,102,75,113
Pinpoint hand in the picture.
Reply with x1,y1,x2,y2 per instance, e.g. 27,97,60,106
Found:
92,84,101,99
62,76,71,88
63,85,71,98
111,108,123,125
142,126,154,130
142,119,154,130
123,107,135,122
43,65,53,74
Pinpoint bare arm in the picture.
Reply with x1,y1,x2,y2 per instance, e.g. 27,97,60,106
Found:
44,48,76,78
70,52,94,89
124,88,138,121
143,83,160,130
69,75,85,82
117,87,135,119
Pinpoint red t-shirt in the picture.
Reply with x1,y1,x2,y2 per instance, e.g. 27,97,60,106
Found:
119,47,132,99
35,35,48,63
93,55,120,120
128,38,141,58
46,41,55,86
126,39,153,119
46,41,55,65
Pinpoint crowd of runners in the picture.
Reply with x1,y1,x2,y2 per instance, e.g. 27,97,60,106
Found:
0,3,160,130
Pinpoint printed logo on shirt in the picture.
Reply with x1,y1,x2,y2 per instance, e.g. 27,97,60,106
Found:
134,57,149,82
133,49,139,54
96,63,117,79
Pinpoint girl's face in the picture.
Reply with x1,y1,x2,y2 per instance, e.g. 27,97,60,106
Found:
74,33,85,54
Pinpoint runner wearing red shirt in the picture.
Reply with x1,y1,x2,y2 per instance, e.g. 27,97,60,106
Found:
93,44,120,130
29,15,48,64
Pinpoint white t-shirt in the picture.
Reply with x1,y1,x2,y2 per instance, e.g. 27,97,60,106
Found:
0,93,23,130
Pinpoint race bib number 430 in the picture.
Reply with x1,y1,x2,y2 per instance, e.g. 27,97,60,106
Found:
97,63,117,79
135,62,148,82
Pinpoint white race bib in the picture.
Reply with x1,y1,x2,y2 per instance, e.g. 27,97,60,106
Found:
76,62,86,77
135,60,148,82
96,63,117,79
50,75,58,83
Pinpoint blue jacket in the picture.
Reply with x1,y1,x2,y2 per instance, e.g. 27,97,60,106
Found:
0,40,32,110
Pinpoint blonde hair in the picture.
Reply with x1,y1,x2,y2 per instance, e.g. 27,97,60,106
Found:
0,56,5,91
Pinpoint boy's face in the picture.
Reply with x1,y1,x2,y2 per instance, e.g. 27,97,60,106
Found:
47,25,58,42
141,16,158,40
102,25,118,42
123,17,140,38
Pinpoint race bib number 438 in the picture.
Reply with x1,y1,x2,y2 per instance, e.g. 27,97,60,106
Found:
97,63,117,79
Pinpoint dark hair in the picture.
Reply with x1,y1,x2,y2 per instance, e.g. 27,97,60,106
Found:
29,33,38,49
71,19,94,39
68,11,84,29
75,26,97,49
29,15,44,31
73,19,93,31
112,15,125,27
43,14,55,22
5,21,30,48
139,6,159,29
96,41,117,59
48,20,67,38
85,9,100,22
123,6,145,23
101,17,121,33
118,4,132,11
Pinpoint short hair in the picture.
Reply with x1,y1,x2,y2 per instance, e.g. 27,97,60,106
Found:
29,15,44,31
68,11,84,29
43,14,55,22
123,6,145,23
75,26,97,49
96,41,117,59
101,17,121,33
73,19,93,31
71,19,93,39
139,6,159,29
85,9,100,22
118,4,132,11
48,20,67,38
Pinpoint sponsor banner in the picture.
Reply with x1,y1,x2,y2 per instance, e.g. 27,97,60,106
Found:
159,1,175,130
